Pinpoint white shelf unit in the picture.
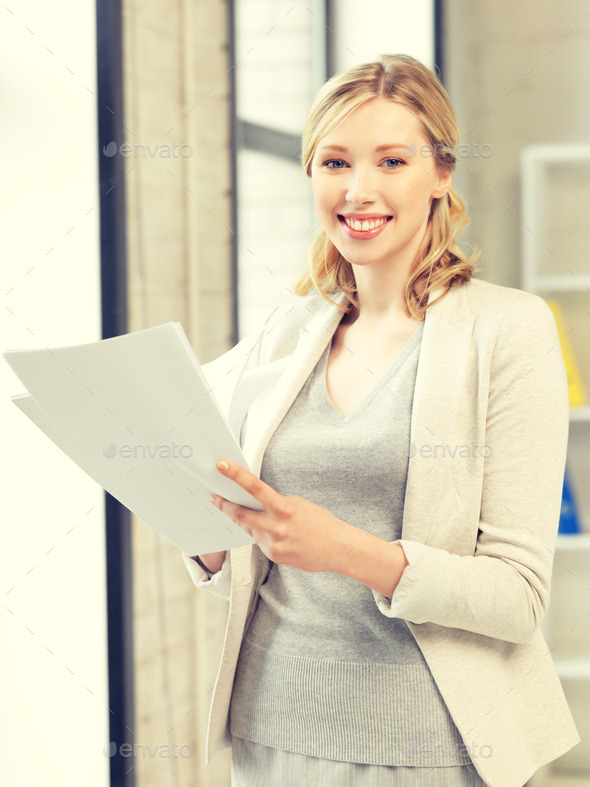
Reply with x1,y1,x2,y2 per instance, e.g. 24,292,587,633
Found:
521,145,590,786
569,406,590,423
522,144,590,292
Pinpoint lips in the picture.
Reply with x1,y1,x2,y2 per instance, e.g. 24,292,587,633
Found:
338,214,392,240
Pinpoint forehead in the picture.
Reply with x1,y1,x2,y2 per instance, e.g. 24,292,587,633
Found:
317,97,427,150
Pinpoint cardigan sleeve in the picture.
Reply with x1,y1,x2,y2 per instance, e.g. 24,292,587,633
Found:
372,293,569,644
181,551,232,601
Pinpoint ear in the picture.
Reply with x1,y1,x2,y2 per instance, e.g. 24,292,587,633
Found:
432,169,452,199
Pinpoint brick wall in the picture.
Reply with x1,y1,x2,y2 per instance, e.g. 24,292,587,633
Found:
444,0,590,288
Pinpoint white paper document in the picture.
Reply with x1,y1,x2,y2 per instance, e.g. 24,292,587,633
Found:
3,323,260,555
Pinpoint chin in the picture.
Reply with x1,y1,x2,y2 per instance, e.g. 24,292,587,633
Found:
342,254,384,268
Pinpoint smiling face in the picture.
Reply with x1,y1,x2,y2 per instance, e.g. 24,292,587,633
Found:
310,96,452,278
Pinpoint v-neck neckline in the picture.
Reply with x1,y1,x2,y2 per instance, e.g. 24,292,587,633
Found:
312,321,424,428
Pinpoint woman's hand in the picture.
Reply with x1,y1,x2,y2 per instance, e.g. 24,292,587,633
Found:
210,459,357,574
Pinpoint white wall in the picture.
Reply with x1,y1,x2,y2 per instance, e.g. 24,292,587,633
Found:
331,0,434,73
0,3,109,785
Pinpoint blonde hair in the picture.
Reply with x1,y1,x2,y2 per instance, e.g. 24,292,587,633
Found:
293,53,480,320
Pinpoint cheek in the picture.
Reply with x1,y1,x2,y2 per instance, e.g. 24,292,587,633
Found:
312,180,336,220
396,178,431,214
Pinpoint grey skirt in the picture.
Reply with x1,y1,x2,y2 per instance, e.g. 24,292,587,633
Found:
231,735,489,786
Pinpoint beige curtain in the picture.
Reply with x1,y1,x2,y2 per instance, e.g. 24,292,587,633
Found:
122,0,234,783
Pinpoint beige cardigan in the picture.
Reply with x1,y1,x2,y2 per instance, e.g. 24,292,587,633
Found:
182,277,580,787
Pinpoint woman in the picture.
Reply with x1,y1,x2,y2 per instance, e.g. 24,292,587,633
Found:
182,54,580,786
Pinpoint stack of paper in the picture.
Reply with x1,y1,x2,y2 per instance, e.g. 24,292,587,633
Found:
3,323,259,555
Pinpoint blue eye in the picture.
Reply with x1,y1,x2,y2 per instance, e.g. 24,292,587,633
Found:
322,158,404,169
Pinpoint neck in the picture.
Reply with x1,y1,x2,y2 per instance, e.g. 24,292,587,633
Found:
345,258,418,330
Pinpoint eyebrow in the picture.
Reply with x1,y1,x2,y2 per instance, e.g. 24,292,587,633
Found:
317,143,409,153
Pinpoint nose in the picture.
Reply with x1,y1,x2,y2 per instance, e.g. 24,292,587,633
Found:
345,166,376,206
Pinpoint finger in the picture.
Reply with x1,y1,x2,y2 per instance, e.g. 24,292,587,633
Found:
212,496,263,533
216,459,279,510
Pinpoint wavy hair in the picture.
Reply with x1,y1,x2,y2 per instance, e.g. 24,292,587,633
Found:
292,53,480,320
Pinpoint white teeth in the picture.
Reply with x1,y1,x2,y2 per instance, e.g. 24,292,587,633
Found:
344,216,388,232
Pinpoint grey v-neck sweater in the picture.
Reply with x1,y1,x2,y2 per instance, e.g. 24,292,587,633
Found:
229,321,471,767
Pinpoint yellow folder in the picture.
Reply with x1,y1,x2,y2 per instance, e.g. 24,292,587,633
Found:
546,299,587,407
